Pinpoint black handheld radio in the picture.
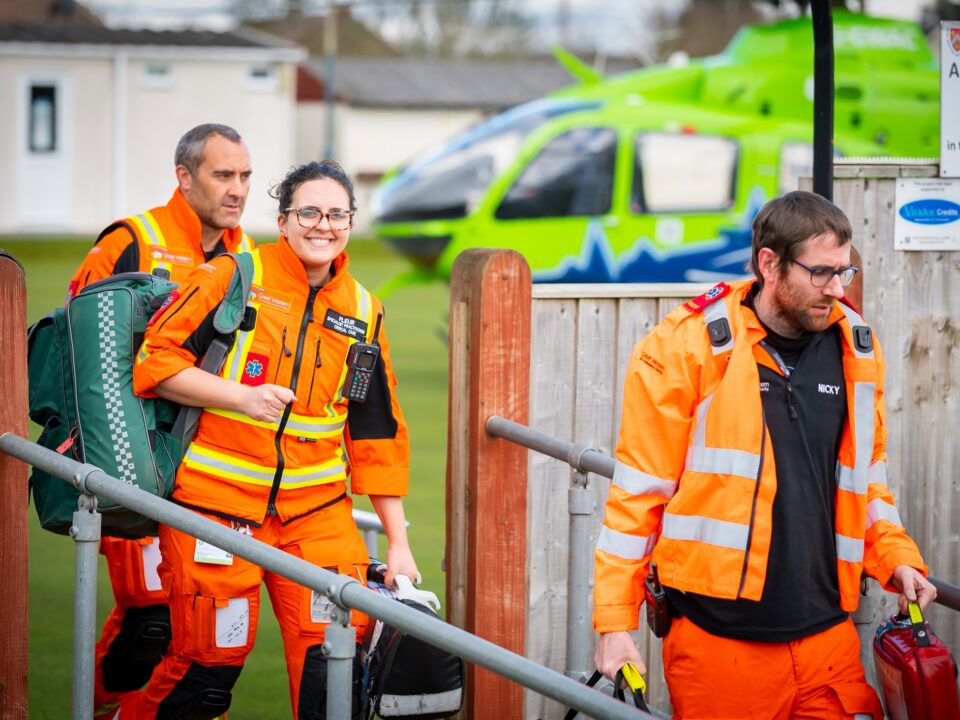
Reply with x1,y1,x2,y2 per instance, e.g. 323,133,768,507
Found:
342,312,382,402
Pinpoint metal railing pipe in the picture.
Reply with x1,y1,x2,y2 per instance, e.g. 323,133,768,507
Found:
485,417,960,613
486,415,614,478
2,433,652,720
566,471,595,680
70,496,100,720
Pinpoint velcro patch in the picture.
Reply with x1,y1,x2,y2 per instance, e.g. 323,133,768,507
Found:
323,310,368,340
684,282,732,313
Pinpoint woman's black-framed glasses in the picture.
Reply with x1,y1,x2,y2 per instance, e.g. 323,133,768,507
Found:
783,255,858,287
286,206,355,231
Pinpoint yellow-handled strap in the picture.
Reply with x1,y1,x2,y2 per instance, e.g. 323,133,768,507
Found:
907,600,924,625
621,662,647,695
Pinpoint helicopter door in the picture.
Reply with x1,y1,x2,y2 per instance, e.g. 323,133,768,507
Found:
627,131,745,282
489,126,620,282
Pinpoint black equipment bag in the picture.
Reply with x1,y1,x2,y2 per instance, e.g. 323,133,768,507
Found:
363,568,464,719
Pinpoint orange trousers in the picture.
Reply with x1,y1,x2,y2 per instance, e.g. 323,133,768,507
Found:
663,616,884,720
117,498,369,719
93,536,169,720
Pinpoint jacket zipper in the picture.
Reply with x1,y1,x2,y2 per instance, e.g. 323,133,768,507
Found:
306,337,322,406
273,326,293,383
267,286,320,515
737,406,766,598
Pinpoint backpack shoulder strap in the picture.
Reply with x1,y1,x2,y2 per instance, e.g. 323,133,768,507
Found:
212,252,254,334
171,252,254,455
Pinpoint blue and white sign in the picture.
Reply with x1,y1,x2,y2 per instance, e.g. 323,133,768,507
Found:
895,178,960,251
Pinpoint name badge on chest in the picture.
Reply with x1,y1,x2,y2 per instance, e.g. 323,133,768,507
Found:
323,310,368,340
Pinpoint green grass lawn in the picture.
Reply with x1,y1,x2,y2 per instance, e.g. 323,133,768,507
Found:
3,235,450,719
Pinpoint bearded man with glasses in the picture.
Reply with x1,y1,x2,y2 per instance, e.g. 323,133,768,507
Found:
593,190,935,719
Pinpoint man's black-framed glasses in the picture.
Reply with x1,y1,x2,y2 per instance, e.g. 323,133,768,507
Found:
783,255,859,288
286,206,355,231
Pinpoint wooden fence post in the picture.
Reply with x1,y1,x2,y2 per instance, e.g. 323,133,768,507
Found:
0,250,29,719
447,249,531,719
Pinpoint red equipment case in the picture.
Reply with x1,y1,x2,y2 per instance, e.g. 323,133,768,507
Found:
873,602,960,720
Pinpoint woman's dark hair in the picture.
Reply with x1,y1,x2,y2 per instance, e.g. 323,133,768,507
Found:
270,160,357,213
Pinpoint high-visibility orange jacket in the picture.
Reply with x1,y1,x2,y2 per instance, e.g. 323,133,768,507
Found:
67,188,254,298
594,280,926,634
133,236,409,525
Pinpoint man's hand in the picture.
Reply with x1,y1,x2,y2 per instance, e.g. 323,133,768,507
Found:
241,384,296,423
595,631,646,680
891,564,937,614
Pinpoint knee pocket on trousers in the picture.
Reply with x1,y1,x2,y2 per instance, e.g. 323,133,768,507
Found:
827,682,883,719
173,592,259,664
297,644,364,720
156,663,241,720
102,604,172,692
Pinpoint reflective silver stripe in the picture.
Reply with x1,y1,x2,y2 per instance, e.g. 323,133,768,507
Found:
836,464,866,495
205,408,346,437
702,297,734,355
661,513,749,551
686,446,760,481
867,498,902,529
688,393,760,480
613,461,677,498
356,282,372,339
378,689,462,714
838,302,874,359
184,446,346,486
853,381,876,489
868,460,887,486
135,212,162,245
596,525,655,561
836,533,865,563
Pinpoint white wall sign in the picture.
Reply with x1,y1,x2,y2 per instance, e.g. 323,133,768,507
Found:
894,178,960,251
942,22,960,178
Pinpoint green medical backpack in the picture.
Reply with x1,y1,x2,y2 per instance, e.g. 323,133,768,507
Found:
28,253,253,538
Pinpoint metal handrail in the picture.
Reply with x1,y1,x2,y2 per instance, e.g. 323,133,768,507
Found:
1,432,653,720
485,415,960,614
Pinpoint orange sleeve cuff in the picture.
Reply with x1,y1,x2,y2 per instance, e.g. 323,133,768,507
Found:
593,603,641,634
350,466,409,497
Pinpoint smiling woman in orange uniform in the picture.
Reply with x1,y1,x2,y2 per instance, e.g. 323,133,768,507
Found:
124,160,418,720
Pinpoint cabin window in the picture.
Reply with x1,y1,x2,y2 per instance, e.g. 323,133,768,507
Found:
28,85,57,153
495,127,616,220
778,142,813,194
246,65,279,91
633,133,737,213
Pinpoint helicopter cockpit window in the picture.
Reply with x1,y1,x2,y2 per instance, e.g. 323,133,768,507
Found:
778,142,814,194
633,133,737,213
494,127,617,220
372,99,602,223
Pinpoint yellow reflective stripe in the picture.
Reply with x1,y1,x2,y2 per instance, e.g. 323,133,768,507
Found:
204,407,347,438
184,444,275,485
184,444,347,487
223,250,263,382
130,212,169,275
240,233,255,252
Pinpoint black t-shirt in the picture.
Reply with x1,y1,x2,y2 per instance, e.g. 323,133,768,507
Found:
666,289,848,641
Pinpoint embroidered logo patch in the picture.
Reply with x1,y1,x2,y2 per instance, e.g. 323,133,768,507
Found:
323,310,368,340
250,284,293,313
148,290,180,326
146,244,193,266
241,352,269,386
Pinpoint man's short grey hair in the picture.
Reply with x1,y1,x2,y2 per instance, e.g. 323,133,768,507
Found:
174,124,242,174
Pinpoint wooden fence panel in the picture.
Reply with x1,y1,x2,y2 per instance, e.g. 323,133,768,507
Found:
832,165,960,653
0,250,28,720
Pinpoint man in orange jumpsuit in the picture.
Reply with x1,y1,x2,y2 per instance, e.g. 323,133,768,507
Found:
593,191,937,719
67,123,254,720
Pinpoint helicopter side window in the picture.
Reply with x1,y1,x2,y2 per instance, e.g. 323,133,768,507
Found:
494,127,617,220
778,142,814,194
633,133,737,213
